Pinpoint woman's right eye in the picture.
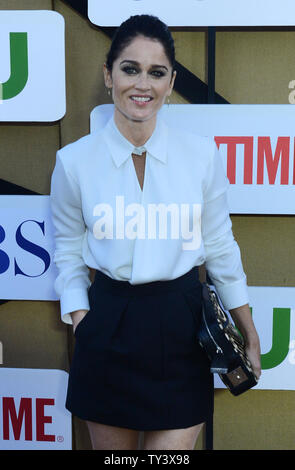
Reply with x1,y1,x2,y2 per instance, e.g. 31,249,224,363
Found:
122,66,138,75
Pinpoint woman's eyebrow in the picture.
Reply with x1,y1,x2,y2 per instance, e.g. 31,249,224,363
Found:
119,60,168,71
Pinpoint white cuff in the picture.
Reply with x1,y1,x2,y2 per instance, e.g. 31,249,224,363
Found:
213,277,249,311
60,287,90,324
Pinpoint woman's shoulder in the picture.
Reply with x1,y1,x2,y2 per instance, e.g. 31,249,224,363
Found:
56,128,105,168
58,128,104,157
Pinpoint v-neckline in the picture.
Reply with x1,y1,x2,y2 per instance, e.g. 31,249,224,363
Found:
131,152,147,192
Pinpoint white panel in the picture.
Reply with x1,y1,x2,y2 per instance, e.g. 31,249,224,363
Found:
0,369,71,449
88,0,295,26
0,195,58,300
215,287,295,391
0,11,65,122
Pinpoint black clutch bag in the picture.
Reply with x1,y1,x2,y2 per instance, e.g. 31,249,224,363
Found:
197,282,258,396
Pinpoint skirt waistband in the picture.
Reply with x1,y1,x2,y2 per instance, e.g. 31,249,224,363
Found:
93,267,199,296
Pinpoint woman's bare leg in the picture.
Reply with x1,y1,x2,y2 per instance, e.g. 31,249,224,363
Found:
142,423,204,450
86,420,141,450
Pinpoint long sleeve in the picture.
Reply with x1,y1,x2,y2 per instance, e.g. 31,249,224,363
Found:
50,151,91,324
201,140,249,310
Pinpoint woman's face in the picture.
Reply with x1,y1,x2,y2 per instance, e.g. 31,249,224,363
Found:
104,35,176,133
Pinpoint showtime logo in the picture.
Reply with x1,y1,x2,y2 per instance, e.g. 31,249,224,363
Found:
3,397,56,442
214,136,294,186
0,369,71,450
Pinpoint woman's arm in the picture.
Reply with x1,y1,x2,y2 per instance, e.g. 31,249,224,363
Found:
201,140,261,379
229,304,261,380
50,151,91,325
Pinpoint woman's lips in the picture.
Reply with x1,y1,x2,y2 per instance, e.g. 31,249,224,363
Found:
130,95,153,106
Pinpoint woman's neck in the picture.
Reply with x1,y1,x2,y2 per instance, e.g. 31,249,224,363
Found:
114,110,156,147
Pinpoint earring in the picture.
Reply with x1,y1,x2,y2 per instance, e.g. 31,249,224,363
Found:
107,88,111,96
166,97,170,106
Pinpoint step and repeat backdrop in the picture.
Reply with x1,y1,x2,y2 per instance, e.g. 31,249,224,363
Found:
1,1,295,450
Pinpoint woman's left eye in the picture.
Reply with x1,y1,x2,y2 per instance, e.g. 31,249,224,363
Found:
150,70,165,78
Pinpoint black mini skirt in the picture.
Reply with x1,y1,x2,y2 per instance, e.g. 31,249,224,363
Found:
65,266,214,431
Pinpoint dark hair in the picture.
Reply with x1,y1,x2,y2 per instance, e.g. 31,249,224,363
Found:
106,15,175,72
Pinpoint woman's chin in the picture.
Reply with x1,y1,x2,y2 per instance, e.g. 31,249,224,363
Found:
116,107,157,124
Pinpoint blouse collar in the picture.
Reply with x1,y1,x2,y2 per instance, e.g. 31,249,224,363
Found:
102,113,168,168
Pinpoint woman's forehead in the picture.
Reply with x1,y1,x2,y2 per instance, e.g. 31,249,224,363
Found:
116,36,170,65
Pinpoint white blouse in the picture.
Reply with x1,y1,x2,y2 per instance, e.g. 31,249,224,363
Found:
50,114,249,324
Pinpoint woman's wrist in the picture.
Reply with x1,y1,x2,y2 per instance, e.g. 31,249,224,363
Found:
71,309,89,327
244,331,260,348
229,303,261,379
229,304,259,344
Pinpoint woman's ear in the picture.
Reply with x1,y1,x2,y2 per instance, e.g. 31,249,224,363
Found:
167,70,177,96
103,63,113,89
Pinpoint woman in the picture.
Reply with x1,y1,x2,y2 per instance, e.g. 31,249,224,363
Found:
50,14,261,450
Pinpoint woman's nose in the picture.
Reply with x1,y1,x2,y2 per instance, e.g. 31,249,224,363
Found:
135,73,151,90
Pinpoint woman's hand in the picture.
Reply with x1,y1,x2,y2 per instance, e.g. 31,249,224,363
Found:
71,309,89,334
229,303,262,381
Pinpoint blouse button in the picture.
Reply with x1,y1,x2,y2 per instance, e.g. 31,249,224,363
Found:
133,146,146,156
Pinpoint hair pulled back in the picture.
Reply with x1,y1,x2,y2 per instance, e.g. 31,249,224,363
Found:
105,15,175,72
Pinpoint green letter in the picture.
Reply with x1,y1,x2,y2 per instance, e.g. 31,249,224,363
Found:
261,308,291,370
0,32,28,100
